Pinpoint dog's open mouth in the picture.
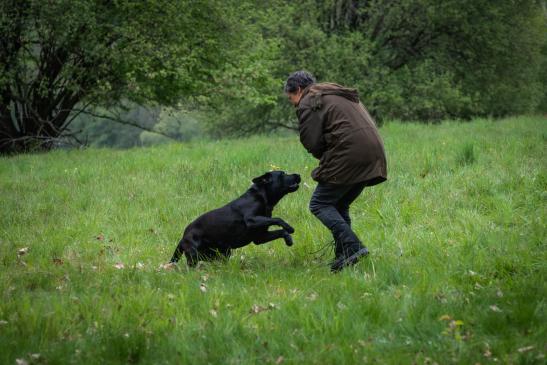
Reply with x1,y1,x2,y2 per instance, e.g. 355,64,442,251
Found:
288,174,301,191
289,182,300,191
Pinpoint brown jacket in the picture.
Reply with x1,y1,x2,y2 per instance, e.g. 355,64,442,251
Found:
296,83,387,186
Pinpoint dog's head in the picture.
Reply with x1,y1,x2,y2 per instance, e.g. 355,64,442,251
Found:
252,170,301,204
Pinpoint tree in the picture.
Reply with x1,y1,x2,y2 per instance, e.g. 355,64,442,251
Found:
204,0,546,136
0,0,238,154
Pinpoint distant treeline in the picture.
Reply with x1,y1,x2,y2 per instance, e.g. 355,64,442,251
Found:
205,0,547,135
1,0,546,152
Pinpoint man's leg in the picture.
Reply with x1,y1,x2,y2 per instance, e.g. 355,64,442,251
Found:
309,182,368,271
335,182,366,227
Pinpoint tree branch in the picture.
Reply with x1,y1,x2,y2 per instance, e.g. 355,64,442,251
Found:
79,110,177,140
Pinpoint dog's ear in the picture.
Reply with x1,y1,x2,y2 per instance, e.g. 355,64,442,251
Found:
252,172,272,186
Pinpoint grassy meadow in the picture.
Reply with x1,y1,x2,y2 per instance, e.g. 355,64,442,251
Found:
0,116,545,364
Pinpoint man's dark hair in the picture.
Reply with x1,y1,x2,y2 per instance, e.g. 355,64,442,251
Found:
284,70,316,93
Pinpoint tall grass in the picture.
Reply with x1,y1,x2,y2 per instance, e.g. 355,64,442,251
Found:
0,116,545,364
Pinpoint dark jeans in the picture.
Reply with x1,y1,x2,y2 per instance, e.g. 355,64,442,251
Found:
309,181,367,250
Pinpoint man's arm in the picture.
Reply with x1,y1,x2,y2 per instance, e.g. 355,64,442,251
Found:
297,102,325,159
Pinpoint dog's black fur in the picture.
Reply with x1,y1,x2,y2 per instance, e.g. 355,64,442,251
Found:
170,171,301,266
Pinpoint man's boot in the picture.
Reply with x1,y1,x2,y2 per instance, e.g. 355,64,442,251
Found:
328,240,345,267
330,241,369,273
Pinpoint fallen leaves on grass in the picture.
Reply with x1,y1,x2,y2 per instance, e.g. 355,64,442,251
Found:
14,355,39,365
17,247,29,256
114,263,125,270
159,262,177,271
52,258,64,265
517,345,534,353
489,304,502,312
249,303,277,314
199,283,207,293
275,356,284,364
30,354,41,361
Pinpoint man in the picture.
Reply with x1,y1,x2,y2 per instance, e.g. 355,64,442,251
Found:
285,71,387,272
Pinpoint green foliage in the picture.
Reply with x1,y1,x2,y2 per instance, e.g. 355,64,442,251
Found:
204,0,547,135
1,0,545,148
0,0,241,152
0,116,545,364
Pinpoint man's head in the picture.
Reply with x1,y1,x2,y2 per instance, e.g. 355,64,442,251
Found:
284,70,316,107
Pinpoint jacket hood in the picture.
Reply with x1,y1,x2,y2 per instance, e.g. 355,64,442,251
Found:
301,82,360,109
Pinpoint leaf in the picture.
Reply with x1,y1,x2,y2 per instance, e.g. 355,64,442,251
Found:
15,359,29,365
210,309,218,318
52,258,64,265
496,289,503,297
275,356,284,364
439,314,452,321
30,354,41,361
17,247,29,256
159,262,176,271
489,304,502,312
135,262,145,269
114,262,125,270
251,301,278,315
0,320,8,326
518,345,534,353
96,234,104,241
199,283,207,293
250,304,265,314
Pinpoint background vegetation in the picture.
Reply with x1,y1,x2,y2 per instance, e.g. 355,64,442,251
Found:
1,0,546,151
1,116,545,364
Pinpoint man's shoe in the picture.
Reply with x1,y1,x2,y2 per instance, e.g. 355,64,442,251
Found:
330,246,369,273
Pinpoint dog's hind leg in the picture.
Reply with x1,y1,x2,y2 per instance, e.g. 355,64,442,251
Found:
185,247,199,267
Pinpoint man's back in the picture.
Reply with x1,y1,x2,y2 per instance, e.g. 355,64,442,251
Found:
297,83,387,186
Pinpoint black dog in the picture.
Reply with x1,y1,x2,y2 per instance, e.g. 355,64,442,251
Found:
170,171,301,267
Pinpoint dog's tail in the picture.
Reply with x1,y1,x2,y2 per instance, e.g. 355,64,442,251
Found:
170,238,186,263
170,238,198,267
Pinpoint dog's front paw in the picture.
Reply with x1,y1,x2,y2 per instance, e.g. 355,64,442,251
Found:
284,234,293,246
284,225,295,234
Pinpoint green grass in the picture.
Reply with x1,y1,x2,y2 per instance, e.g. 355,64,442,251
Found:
1,116,545,364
